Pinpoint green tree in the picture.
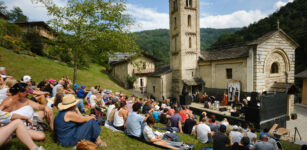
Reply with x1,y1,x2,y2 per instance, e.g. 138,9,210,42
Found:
35,0,138,84
7,7,28,23
0,1,8,14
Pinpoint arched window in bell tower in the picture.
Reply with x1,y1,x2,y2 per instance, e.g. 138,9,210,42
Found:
173,0,178,11
188,15,191,27
189,37,192,48
186,0,192,7
174,17,177,29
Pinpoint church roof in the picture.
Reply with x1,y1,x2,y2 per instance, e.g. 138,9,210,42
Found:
268,82,297,94
199,46,250,62
248,29,299,48
148,65,171,77
295,69,307,78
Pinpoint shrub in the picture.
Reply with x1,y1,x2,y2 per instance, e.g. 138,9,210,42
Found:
126,74,137,89
23,30,44,55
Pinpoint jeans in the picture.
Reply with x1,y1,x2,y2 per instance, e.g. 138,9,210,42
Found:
77,99,85,112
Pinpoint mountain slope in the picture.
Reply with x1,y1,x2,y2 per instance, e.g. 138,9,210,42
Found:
209,0,307,73
134,28,240,66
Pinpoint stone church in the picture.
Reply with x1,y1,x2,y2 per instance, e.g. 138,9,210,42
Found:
146,0,298,110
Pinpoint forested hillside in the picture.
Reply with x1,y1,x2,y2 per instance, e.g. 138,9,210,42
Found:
209,0,307,74
134,28,239,66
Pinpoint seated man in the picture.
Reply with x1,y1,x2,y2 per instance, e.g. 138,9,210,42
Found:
52,80,65,97
213,125,232,150
229,125,243,144
169,109,183,133
196,117,214,143
254,135,275,150
22,75,49,105
125,102,148,138
183,113,196,134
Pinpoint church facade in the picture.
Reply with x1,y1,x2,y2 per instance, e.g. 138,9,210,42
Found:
146,0,298,111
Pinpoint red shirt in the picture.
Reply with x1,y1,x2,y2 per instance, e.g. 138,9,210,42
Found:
179,110,187,122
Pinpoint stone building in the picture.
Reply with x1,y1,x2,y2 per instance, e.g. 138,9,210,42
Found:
145,0,298,116
109,52,158,92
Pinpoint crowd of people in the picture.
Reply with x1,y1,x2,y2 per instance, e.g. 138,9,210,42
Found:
0,66,306,150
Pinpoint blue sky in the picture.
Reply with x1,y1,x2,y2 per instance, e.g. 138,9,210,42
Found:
4,0,294,31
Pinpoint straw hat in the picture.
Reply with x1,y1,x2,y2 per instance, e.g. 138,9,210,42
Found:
58,94,80,110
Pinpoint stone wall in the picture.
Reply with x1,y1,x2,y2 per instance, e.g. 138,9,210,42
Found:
254,31,296,92
198,58,248,91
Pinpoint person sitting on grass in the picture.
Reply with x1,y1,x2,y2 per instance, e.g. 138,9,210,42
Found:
22,75,49,105
125,102,149,138
169,108,183,133
89,89,105,109
0,119,44,150
213,124,233,150
53,87,64,110
0,67,13,81
113,101,129,131
230,125,243,144
159,108,170,125
0,78,18,104
152,105,160,123
0,83,47,140
63,84,75,94
54,94,107,147
106,97,119,126
196,117,214,144
183,113,197,134
76,85,87,113
230,136,250,150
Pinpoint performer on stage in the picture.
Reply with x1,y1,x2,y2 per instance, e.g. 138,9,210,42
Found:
199,92,208,103
221,92,228,105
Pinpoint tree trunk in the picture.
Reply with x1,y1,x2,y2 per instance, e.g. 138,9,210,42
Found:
73,48,78,85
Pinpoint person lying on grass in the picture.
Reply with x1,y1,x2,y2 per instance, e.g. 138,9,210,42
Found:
0,118,44,150
0,83,47,141
143,116,182,150
54,94,107,147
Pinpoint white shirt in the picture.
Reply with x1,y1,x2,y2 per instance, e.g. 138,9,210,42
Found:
90,95,97,108
247,131,257,144
0,88,8,104
230,131,243,143
106,104,115,121
113,109,124,127
143,125,156,142
196,123,211,143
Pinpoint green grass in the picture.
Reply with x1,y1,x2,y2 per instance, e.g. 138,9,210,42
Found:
0,47,129,94
0,47,302,150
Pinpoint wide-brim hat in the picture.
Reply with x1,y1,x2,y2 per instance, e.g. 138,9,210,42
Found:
58,94,80,110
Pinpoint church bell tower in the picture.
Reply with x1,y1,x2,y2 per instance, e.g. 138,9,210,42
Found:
169,0,201,100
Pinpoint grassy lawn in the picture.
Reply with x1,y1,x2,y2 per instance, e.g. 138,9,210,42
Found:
0,47,129,94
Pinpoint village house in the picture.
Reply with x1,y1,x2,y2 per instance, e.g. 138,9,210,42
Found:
295,70,307,105
15,21,55,40
109,52,159,92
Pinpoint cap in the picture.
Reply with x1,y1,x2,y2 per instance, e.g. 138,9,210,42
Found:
22,75,31,83
48,79,56,83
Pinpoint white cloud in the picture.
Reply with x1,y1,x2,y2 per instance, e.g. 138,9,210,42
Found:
4,0,66,22
125,4,169,31
200,10,267,28
273,0,293,10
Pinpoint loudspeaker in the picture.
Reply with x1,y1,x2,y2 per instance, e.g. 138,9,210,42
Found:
245,106,260,123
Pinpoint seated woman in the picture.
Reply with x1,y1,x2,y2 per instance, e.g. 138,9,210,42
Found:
113,101,128,131
64,84,75,94
0,119,43,150
0,83,46,141
54,94,107,147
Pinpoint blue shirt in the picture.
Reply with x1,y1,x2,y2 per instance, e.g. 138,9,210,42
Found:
86,91,92,102
52,84,62,97
153,111,160,122
77,88,85,98
125,112,145,137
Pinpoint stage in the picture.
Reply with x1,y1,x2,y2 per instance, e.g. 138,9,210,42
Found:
189,102,247,124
